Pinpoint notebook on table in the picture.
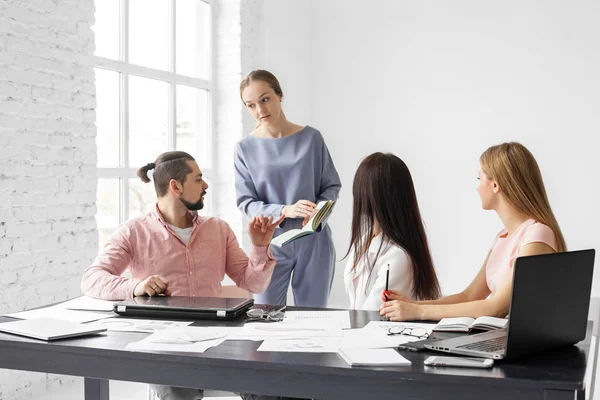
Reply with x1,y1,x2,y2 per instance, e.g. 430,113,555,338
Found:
433,316,508,332
0,318,107,341
425,249,595,360
113,296,254,320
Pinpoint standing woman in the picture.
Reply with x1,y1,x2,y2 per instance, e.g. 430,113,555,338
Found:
235,70,341,307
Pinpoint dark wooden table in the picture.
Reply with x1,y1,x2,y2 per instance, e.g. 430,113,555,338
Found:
0,303,598,400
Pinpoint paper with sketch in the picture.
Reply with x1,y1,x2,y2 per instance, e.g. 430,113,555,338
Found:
362,321,436,333
340,328,411,348
127,332,225,353
283,311,351,329
238,321,343,339
341,325,430,349
4,306,115,324
86,317,193,333
257,337,342,353
61,296,116,312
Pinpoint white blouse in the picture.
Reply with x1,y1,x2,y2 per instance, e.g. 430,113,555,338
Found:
343,234,414,310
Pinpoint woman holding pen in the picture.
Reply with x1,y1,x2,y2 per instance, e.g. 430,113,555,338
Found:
343,152,441,310
235,70,341,307
379,142,566,321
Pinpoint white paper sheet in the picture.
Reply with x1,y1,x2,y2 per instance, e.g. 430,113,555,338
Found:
61,296,116,312
126,327,230,352
86,317,193,333
127,334,225,353
257,337,342,353
341,327,421,348
362,321,435,333
282,311,351,329
240,321,343,338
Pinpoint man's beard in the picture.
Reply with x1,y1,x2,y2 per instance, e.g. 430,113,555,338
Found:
179,193,205,211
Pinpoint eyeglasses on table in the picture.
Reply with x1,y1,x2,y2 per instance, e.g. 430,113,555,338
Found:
387,325,429,339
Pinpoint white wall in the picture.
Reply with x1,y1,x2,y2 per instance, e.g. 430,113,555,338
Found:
255,0,600,307
0,0,97,398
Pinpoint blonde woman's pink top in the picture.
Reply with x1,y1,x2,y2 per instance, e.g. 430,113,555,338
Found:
486,219,557,295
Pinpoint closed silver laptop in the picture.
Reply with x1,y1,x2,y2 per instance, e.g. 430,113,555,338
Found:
425,249,595,360
114,296,254,320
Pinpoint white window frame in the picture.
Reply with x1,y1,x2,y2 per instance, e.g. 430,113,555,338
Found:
95,0,215,222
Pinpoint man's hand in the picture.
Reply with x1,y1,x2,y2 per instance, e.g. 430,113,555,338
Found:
281,200,317,226
133,275,172,297
248,214,286,247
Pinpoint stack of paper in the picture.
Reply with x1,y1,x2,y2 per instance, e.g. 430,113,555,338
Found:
4,296,116,323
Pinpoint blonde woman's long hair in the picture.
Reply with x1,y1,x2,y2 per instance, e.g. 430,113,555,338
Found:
480,142,566,252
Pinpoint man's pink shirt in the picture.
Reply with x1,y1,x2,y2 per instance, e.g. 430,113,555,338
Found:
81,206,276,300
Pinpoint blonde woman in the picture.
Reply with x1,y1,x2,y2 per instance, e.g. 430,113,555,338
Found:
380,142,566,321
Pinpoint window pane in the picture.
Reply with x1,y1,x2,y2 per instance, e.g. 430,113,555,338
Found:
176,85,209,165
96,179,119,249
129,178,157,219
176,0,210,79
129,75,169,168
95,68,120,168
129,0,169,70
93,0,120,59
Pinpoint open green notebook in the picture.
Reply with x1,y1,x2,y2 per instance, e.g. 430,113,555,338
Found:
270,200,335,247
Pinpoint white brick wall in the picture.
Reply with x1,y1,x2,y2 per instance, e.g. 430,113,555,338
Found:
0,0,97,399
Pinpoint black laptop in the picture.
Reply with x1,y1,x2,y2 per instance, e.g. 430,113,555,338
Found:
113,296,254,320
425,249,595,360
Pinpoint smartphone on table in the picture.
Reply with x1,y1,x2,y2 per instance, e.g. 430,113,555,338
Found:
424,356,494,368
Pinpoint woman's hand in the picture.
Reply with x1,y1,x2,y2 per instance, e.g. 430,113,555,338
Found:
379,300,423,322
381,289,414,303
248,214,286,246
282,200,317,226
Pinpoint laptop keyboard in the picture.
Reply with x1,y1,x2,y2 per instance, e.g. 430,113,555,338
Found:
457,336,505,353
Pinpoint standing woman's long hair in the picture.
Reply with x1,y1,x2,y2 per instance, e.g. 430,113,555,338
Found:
344,153,441,300
480,142,566,252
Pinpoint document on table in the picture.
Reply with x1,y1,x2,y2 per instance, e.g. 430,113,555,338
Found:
341,326,424,348
254,321,436,352
238,321,343,339
257,337,342,353
60,296,116,312
362,321,435,335
283,311,351,329
86,317,193,333
126,327,228,353
4,305,115,323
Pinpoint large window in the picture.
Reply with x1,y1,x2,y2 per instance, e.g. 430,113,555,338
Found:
93,0,213,248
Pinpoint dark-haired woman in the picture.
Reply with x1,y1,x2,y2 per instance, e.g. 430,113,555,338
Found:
344,152,441,310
